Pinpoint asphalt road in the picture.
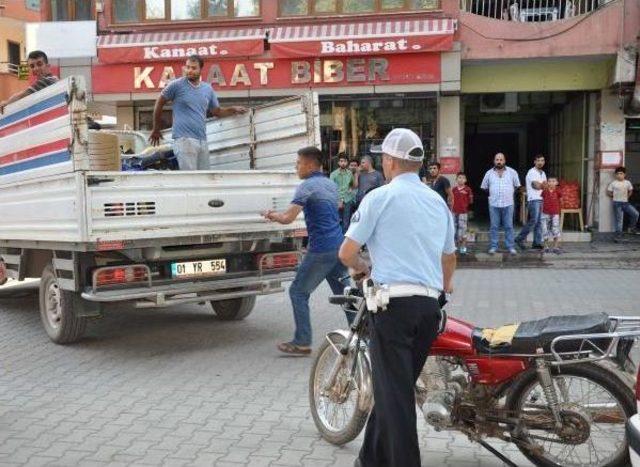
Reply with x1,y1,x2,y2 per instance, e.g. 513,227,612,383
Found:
1,269,639,466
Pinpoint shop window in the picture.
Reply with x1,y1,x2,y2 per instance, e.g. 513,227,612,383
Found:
113,0,139,22
172,0,201,20
50,0,94,20
279,0,440,15
343,0,375,13
113,0,260,23
145,0,165,19
7,42,21,75
26,0,41,11
280,0,309,15
382,0,405,9
137,108,172,132
319,96,437,171
235,0,260,16
208,0,229,16
315,0,337,13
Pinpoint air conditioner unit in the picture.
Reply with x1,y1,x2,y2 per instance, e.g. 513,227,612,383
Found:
480,93,519,113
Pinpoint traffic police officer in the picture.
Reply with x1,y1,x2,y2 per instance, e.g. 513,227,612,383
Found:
339,128,457,467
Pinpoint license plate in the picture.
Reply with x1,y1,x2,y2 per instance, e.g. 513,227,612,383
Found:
171,259,227,278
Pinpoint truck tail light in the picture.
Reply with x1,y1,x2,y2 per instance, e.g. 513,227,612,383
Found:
93,265,150,289
257,252,300,271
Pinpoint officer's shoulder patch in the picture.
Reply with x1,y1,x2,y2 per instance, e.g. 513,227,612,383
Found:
351,211,361,223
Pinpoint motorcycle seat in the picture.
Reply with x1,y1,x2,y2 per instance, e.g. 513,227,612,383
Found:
472,312,611,355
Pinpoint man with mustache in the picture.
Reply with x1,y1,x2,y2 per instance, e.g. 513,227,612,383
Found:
480,153,521,255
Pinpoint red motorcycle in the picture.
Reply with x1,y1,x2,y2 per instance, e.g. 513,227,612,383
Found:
309,281,638,467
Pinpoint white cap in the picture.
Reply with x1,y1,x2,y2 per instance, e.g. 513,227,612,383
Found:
370,128,424,162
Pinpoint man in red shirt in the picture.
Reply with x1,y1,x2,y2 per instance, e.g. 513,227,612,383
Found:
452,172,474,254
541,177,563,253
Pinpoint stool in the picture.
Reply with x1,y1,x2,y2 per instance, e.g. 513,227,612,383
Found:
560,208,584,232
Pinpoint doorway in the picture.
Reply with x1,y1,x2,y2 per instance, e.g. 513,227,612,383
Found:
463,131,520,220
7,41,20,74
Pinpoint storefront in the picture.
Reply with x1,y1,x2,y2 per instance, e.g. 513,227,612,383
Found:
90,18,459,170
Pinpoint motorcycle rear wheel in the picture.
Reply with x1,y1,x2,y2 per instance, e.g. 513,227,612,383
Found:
309,333,370,446
506,362,634,467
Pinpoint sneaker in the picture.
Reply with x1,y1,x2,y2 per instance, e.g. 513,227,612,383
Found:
488,248,497,255
460,246,468,255
509,248,518,255
552,248,562,255
515,239,527,250
544,247,551,253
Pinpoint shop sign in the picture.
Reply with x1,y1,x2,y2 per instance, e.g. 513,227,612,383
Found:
97,39,265,64
271,35,453,59
92,54,440,93
439,157,461,174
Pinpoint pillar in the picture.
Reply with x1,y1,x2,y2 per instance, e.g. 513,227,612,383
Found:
595,90,626,232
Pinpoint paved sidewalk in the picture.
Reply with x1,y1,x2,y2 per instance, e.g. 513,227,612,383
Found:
458,238,640,269
1,269,639,466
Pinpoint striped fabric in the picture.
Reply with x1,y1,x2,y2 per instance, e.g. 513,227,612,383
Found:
0,80,72,178
26,74,59,96
269,19,456,42
97,28,265,48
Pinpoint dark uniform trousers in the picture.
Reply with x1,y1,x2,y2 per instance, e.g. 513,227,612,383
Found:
359,296,441,467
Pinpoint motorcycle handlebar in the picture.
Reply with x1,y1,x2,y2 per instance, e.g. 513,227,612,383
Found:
328,295,360,305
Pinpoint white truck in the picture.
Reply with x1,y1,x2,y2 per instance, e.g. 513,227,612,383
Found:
0,77,316,344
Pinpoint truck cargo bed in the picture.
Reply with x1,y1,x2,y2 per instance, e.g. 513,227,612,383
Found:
0,170,304,248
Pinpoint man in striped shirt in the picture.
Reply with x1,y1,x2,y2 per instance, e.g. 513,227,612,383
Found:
0,50,58,114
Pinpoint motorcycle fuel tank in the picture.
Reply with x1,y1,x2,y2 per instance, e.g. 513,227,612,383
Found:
430,316,476,356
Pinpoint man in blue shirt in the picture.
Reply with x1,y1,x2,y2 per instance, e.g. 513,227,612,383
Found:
149,54,246,170
339,128,456,467
263,146,351,355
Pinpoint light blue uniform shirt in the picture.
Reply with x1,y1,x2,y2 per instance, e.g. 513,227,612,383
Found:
345,172,456,290
161,77,220,141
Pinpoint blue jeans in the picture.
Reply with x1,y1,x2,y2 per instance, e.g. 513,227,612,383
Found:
516,200,543,245
289,249,353,346
613,201,640,233
340,201,355,233
489,205,515,250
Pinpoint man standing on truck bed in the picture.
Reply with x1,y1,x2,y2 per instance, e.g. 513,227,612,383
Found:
0,50,58,114
262,146,353,356
149,54,246,170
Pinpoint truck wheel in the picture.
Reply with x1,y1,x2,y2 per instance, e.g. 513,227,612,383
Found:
39,264,86,344
210,296,256,321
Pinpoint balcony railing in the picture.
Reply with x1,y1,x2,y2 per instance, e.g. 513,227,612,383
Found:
461,0,611,21
0,62,20,75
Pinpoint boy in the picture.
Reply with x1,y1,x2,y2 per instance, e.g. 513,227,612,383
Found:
452,172,474,254
607,166,639,238
541,177,562,254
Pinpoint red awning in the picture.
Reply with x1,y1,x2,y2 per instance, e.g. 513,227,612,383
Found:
97,28,265,64
268,19,456,59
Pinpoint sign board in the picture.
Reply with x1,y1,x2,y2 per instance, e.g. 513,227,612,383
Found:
26,21,97,59
439,157,461,174
92,54,441,93
598,151,624,169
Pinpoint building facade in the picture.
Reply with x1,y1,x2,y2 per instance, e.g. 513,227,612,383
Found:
83,0,461,172
17,0,640,232
0,0,43,102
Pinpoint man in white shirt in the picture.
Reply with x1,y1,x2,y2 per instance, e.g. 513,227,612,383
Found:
515,155,547,250
607,166,639,238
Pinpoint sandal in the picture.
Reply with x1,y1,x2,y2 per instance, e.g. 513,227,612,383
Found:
277,342,312,356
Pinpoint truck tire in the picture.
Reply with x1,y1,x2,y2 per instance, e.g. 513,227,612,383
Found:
210,295,256,321
39,263,86,344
